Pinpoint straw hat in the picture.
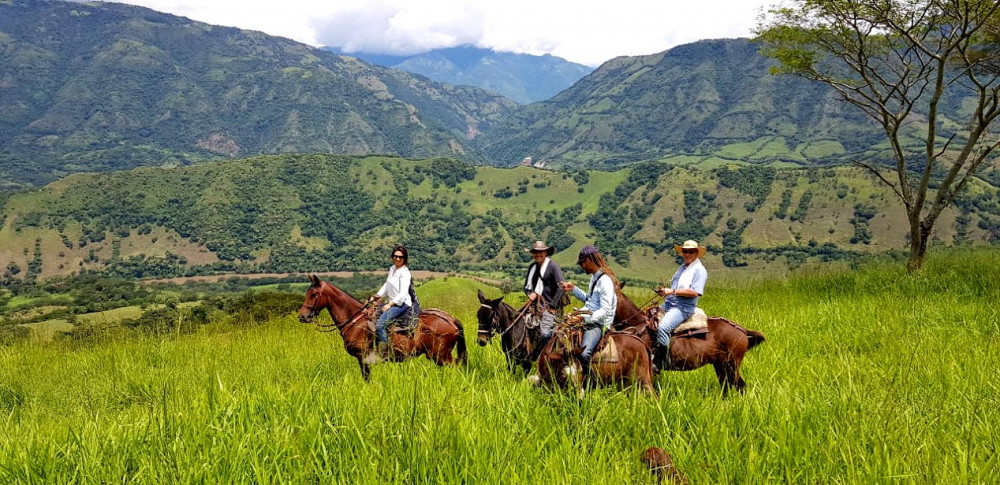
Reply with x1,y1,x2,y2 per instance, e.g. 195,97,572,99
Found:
525,240,555,256
673,240,707,258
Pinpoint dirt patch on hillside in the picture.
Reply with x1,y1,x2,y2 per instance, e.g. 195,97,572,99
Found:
144,270,502,286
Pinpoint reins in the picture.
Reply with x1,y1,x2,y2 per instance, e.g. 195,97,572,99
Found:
614,292,661,328
310,283,375,333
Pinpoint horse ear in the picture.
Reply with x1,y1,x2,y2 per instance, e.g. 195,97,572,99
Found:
309,274,320,287
620,281,627,289
478,289,487,303
491,296,504,307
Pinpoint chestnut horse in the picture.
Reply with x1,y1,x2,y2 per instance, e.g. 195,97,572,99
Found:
298,275,467,380
615,292,766,395
536,318,656,396
476,290,546,374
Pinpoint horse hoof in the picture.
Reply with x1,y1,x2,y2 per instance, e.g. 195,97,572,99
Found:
362,352,381,365
526,374,540,385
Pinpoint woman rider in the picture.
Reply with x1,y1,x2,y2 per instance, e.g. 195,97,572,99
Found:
559,245,619,385
370,245,412,357
653,239,708,370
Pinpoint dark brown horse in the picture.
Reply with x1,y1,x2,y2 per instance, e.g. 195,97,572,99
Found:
616,292,766,395
476,290,546,374
535,317,656,396
298,275,467,380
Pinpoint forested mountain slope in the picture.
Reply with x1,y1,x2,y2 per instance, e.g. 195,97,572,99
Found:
0,0,516,187
2,155,998,283
475,39,982,171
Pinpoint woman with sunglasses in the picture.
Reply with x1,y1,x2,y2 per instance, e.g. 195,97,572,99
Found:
653,240,708,371
371,245,413,355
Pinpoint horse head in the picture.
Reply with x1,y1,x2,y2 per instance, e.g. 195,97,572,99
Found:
476,289,506,346
299,274,327,323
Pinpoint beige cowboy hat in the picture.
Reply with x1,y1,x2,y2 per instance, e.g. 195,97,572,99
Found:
525,240,555,256
674,240,707,258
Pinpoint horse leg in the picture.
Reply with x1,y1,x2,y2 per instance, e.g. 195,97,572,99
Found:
438,334,455,366
357,357,371,381
638,356,656,397
713,362,730,396
731,355,747,393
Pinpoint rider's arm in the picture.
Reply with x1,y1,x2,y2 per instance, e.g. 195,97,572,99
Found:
584,277,614,327
571,285,587,303
376,278,388,299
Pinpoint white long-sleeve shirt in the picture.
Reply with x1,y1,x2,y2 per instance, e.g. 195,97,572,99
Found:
571,270,617,330
376,265,412,307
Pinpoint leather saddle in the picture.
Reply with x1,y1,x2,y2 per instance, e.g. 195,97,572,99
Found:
646,307,710,339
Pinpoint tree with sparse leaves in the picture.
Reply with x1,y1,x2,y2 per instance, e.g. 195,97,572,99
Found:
758,0,1000,271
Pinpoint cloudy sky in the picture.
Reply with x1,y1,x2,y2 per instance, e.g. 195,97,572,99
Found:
107,0,776,66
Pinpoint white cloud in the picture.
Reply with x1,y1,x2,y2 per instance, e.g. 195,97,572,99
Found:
104,0,774,66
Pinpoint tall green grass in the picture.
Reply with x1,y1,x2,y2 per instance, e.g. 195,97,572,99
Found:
1,253,998,483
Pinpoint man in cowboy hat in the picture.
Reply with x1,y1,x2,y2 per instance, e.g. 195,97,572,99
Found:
523,240,565,344
653,240,708,370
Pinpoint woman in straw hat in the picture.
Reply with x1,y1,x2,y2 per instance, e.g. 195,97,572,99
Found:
653,240,708,370
523,240,565,345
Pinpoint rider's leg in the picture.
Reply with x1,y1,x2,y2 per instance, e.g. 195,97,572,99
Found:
579,325,604,387
656,307,688,349
539,311,556,346
376,305,408,343
655,307,690,370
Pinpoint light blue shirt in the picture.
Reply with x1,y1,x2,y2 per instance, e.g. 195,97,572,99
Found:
571,270,618,330
664,260,707,313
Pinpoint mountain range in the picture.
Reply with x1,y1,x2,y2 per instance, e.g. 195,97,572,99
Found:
1,0,998,190
0,0,515,188
322,45,594,104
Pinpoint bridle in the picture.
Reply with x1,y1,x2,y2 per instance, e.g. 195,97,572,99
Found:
306,283,375,333
478,301,531,339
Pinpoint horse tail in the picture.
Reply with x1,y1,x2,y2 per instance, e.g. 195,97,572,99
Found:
745,329,766,351
453,318,468,366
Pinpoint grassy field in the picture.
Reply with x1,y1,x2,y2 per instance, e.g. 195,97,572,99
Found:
0,252,997,483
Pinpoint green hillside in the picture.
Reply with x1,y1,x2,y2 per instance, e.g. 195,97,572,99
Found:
1,251,997,482
1,154,998,283
0,0,516,188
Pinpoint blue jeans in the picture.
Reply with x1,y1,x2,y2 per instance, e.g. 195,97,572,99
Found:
657,305,693,347
376,304,409,343
580,325,604,361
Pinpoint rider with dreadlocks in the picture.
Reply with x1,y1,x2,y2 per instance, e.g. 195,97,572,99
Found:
559,245,619,386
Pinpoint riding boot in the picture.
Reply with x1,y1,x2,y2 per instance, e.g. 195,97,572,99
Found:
653,345,669,374
579,358,594,389
377,341,392,361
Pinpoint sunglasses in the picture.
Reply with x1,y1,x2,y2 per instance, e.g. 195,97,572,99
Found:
682,249,698,254
392,254,404,259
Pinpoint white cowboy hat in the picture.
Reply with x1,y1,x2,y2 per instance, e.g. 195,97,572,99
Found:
673,240,707,258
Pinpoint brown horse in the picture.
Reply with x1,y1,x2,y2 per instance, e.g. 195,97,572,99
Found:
536,316,656,396
298,274,467,380
615,292,766,395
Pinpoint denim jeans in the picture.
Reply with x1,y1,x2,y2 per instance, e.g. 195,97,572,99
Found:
539,311,556,341
657,305,693,347
376,304,409,343
580,325,604,361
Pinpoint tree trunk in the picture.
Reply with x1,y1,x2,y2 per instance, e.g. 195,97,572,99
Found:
907,220,931,273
